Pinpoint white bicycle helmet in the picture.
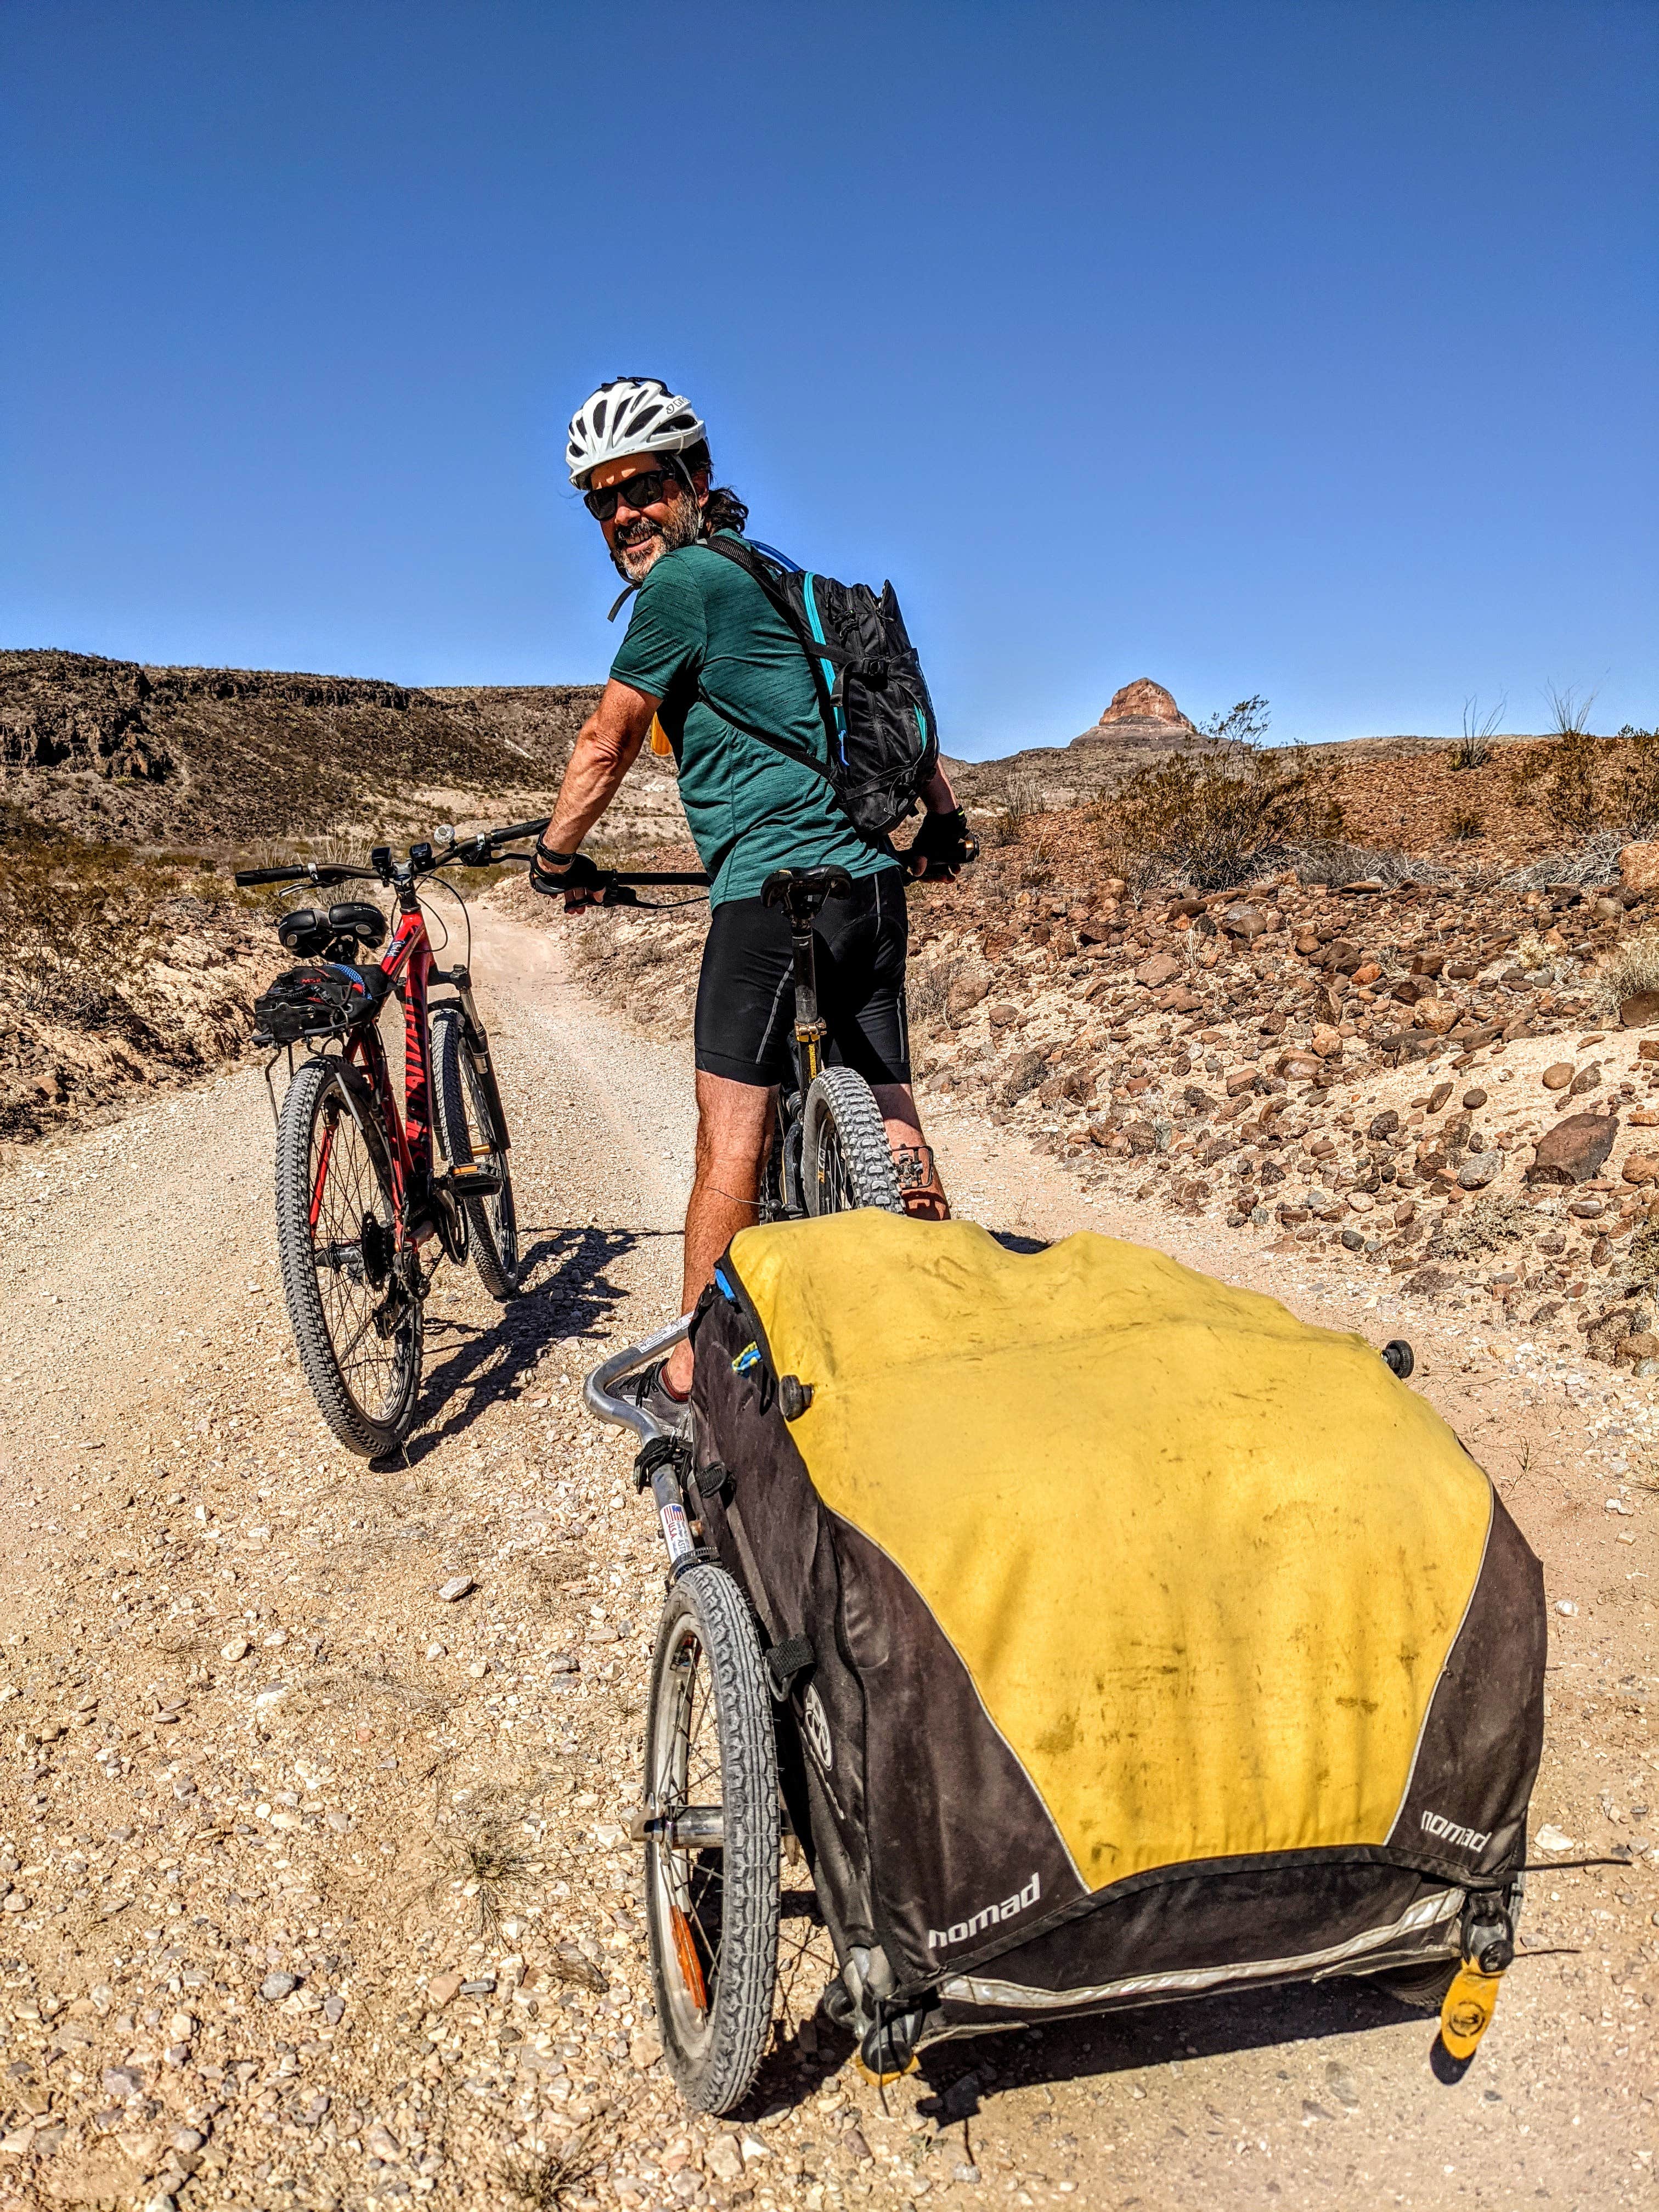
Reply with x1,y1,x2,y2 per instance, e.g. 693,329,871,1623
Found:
566,376,707,488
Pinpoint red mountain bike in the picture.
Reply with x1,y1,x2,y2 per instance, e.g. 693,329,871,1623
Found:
238,820,702,1457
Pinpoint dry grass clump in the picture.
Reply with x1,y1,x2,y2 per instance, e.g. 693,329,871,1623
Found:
499,2126,601,2209
1446,806,1485,842
1595,927,1659,1019
441,1808,535,1936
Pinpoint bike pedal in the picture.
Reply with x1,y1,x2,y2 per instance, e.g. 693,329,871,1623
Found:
443,1163,504,1200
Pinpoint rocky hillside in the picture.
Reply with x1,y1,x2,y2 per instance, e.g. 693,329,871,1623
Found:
0,651,625,850
570,768,1659,1375
0,650,684,1146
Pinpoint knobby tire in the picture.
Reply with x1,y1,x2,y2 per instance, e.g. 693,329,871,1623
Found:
430,1006,521,1300
644,1565,779,2114
274,1053,422,1458
800,1065,904,1216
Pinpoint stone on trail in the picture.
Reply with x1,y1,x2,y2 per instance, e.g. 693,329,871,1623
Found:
1533,1824,1576,1852
260,1971,297,2001
1622,1154,1659,1186
1135,952,1182,989
1620,991,1659,1029
1527,1113,1618,1185
437,1574,476,1603
1618,841,1659,892
1458,1153,1501,1189
704,2137,744,2183
1542,1061,1575,1090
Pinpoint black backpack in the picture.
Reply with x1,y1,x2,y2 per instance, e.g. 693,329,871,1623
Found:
697,535,940,840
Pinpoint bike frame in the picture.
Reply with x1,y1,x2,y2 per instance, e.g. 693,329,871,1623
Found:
306,896,508,1261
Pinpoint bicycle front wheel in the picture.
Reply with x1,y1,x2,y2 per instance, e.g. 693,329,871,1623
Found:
430,1006,521,1300
800,1065,904,1215
644,1565,779,2114
275,1054,422,1458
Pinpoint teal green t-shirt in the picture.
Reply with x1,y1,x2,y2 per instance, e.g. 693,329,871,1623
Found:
608,532,889,907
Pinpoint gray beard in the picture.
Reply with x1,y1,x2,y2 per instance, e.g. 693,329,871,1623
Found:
611,488,704,584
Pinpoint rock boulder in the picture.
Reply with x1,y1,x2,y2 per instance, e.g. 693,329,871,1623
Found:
1527,1113,1618,1186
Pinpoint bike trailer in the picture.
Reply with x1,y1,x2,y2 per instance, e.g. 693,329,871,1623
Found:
689,1212,1545,2062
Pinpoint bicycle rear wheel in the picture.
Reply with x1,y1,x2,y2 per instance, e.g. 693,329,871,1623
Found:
430,1006,520,1300
800,1065,904,1215
643,1564,779,2114
275,1054,422,1458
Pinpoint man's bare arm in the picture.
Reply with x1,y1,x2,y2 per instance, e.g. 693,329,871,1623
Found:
538,678,661,860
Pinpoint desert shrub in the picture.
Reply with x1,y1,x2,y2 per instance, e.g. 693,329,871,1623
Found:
980,764,1056,850
1428,1193,1532,1261
1594,927,1659,1019
1446,806,1485,841
1103,698,1345,891
1611,725,1659,832
1509,686,1605,836
1447,695,1504,773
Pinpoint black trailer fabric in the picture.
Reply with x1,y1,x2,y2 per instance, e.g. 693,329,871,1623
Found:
689,1214,1545,2010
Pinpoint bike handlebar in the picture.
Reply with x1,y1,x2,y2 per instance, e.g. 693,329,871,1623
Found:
233,862,380,888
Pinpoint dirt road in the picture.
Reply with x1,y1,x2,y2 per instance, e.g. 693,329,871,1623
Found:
0,900,1651,2211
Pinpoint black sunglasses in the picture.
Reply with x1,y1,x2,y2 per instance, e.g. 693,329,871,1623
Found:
583,463,684,521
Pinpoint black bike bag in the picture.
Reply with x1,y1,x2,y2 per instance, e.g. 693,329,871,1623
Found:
253,961,392,1047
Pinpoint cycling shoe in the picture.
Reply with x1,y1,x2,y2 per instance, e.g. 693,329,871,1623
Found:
613,1359,693,1441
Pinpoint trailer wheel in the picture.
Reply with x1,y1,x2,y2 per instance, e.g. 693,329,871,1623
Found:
642,1565,780,2113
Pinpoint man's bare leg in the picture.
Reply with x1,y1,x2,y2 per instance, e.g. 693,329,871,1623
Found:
874,1080,950,1222
661,1071,775,1396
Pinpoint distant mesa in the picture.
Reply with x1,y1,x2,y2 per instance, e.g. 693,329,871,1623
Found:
1071,678,1195,750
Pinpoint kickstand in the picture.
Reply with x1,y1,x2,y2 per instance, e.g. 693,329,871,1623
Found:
262,1046,291,1127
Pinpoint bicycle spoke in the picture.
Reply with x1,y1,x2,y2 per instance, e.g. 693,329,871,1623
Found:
303,1075,409,1426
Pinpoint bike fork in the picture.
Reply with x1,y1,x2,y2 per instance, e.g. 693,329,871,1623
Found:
433,963,514,1153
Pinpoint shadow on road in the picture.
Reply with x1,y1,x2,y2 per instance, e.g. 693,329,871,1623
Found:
741,1973,1438,2128
907,1976,1436,2120
390,1221,681,1463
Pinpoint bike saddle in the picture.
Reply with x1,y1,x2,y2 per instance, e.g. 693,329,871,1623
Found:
761,866,854,917
276,901,388,957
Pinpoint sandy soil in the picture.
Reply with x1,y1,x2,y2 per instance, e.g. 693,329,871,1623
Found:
0,898,1651,2212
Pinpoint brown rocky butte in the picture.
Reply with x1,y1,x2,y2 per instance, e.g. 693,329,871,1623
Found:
1096,677,1194,732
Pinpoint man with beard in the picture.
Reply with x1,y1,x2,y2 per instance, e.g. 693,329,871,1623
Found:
531,377,973,1425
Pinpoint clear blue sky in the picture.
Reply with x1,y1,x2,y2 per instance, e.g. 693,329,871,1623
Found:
4,1,1654,755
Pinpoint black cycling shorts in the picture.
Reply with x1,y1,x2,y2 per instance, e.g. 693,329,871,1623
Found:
695,867,911,1088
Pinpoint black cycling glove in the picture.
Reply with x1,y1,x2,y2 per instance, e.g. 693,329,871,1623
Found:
906,807,978,881
529,847,606,907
